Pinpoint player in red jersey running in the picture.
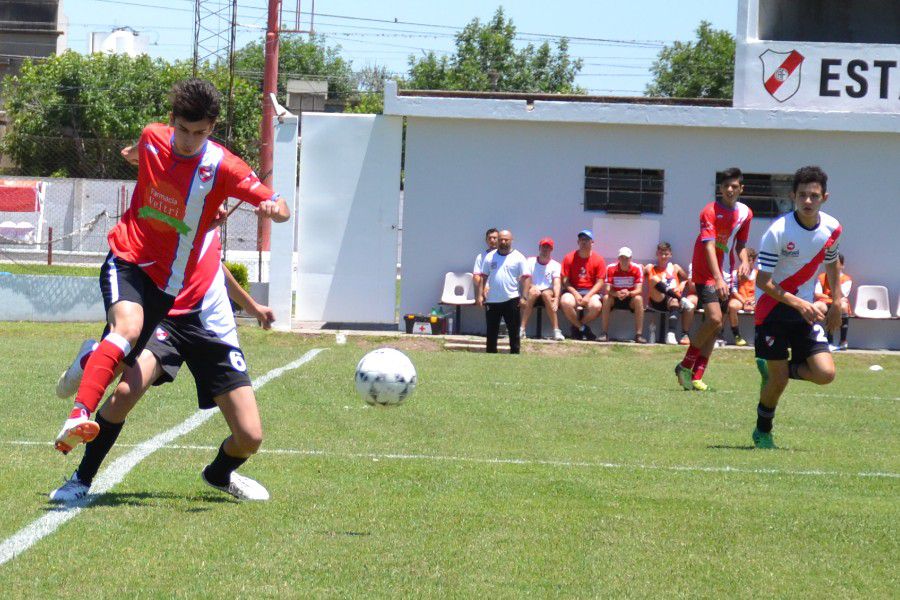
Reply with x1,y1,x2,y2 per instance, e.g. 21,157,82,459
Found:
751,166,842,449
54,79,290,454
676,168,753,391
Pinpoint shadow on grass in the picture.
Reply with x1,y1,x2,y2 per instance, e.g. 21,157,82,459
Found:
42,490,234,511
706,444,805,452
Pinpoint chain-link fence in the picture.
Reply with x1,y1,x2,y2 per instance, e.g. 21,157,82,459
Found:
0,137,276,275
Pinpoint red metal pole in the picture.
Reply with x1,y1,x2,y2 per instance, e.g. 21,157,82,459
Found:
258,0,281,254
47,226,53,265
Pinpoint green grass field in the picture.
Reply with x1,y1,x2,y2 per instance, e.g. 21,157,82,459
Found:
0,322,897,597
0,263,100,277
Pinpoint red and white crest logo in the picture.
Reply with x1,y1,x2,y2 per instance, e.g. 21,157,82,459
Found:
198,165,213,183
786,241,795,251
759,49,804,102
154,327,169,341
765,336,775,347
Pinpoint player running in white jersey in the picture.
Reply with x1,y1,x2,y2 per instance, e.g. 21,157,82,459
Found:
752,166,843,449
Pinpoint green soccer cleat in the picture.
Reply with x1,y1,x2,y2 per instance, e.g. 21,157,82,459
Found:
752,427,777,449
674,363,693,390
756,357,769,390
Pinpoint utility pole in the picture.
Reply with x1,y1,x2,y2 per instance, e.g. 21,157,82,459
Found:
257,0,282,253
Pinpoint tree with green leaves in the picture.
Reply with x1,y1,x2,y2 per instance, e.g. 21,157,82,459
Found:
646,21,735,99
406,7,583,94
0,51,261,178
233,33,355,103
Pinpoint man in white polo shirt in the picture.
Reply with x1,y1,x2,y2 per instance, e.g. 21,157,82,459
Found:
521,237,565,341
476,229,531,354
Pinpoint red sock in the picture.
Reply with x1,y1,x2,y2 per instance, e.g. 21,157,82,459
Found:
74,334,131,413
692,355,709,381
681,345,701,369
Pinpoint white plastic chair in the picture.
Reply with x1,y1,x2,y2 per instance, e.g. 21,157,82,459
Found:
853,285,891,319
440,272,476,334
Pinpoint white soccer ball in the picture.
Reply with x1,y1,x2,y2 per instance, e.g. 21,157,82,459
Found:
355,348,417,406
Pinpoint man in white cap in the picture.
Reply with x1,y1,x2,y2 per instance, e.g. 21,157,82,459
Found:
520,237,566,341
599,246,646,343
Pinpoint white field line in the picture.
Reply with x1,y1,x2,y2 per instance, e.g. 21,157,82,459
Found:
6,440,898,480
0,349,325,567
432,378,900,402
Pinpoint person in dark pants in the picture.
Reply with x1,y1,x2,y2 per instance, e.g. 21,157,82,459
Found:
475,229,531,354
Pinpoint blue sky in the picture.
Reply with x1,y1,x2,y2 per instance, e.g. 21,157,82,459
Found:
64,0,738,95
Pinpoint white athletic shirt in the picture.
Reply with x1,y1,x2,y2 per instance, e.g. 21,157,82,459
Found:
755,210,842,324
527,256,561,291
473,248,492,275
480,249,530,303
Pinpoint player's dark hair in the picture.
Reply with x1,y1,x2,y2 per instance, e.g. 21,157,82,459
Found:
792,165,828,193
170,79,221,122
657,242,672,252
485,228,499,237
719,167,743,184
838,253,844,264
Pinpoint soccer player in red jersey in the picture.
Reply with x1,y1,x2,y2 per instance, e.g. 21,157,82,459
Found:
751,166,842,449
675,168,753,391
54,79,290,454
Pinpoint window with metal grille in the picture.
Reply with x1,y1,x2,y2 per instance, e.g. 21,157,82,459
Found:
584,167,664,214
716,172,792,218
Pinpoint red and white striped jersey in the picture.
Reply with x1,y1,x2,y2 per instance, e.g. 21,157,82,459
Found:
108,123,277,297
755,211,842,324
168,227,222,315
691,200,753,285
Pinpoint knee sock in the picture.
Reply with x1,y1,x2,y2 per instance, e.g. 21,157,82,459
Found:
75,334,131,413
76,413,125,485
203,441,248,487
692,355,709,381
668,309,679,331
731,326,740,338
681,344,701,369
840,315,849,344
756,403,776,433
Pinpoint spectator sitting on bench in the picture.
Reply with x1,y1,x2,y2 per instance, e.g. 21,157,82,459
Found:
645,242,695,345
560,229,606,340
521,237,566,341
813,253,852,351
600,247,646,343
727,246,758,346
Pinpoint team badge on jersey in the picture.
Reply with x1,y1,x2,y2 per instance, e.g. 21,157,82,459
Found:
199,165,213,183
765,336,775,347
154,327,169,341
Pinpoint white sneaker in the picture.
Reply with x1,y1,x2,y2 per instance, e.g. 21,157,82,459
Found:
666,331,678,345
54,408,100,454
680,297,695,311
519,327,527,339
49,471,90,503
553,328,565,341
56,339,98,399
202,469,270,501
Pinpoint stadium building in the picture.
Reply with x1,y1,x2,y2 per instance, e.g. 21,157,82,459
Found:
293,0,899,349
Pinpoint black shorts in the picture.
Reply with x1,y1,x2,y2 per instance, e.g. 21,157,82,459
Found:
754,320,830,363
99,252,175,366
611,296,635,312
649,297,670,312
145,313,251,410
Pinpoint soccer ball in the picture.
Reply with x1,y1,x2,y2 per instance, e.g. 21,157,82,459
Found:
354,348,417,406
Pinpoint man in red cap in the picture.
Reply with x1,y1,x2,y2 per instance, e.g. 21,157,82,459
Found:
521,237,566,341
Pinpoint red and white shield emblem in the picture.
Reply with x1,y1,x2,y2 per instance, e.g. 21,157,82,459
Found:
786,241,795,251
759,49,804,102
154,327,169,341
199,165,213,183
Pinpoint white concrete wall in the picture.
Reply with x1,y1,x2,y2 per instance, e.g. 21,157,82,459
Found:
296,113,403,324
400,117,900,347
